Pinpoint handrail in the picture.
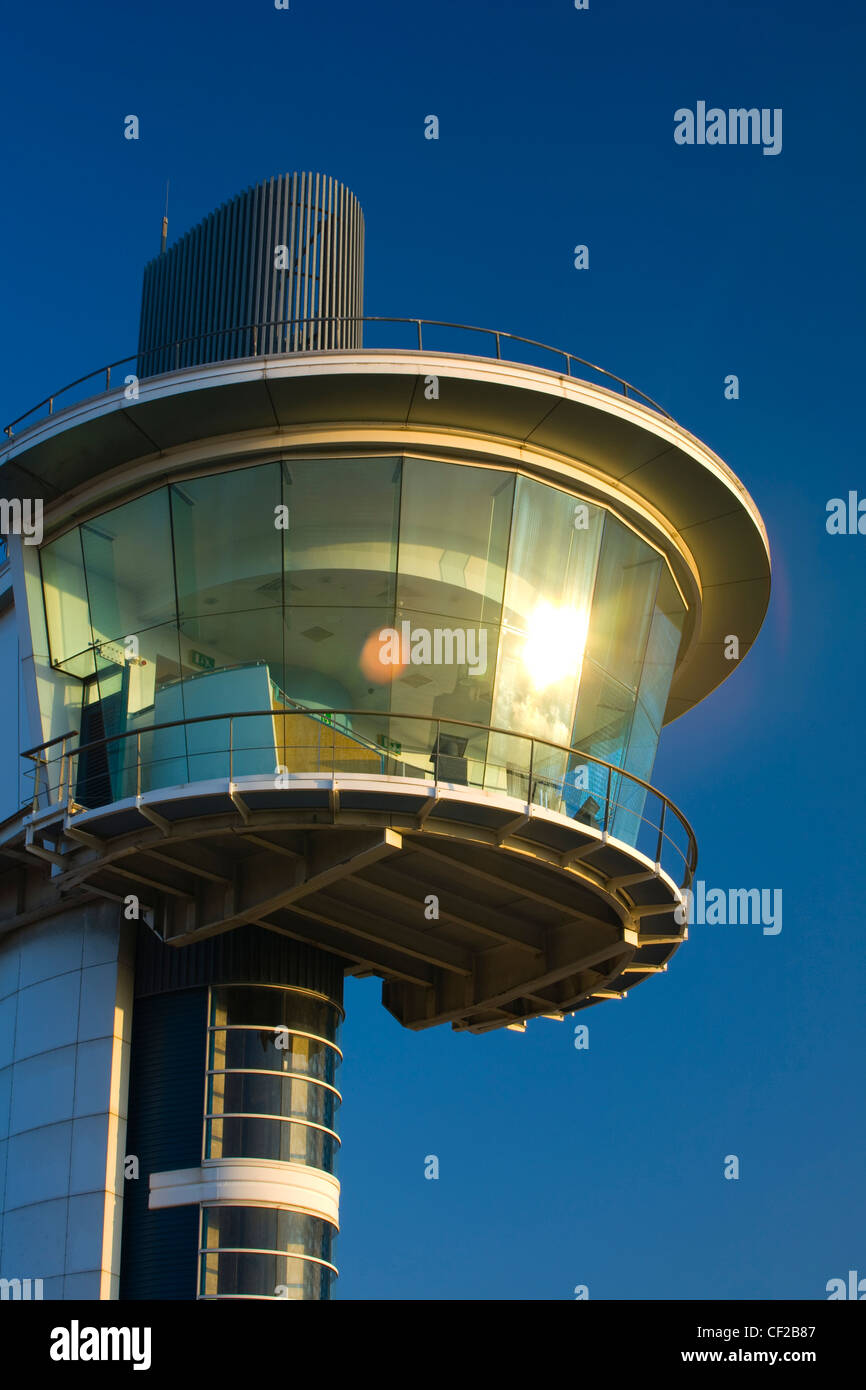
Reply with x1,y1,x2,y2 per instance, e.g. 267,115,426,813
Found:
21,704,697,881
2,315,672,441
23,728,79,755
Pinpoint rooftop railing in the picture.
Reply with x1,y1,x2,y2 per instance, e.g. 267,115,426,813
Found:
2,315,673,441
22,706,696,891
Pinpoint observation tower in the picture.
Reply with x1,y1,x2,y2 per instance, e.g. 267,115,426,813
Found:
0,172,770,1299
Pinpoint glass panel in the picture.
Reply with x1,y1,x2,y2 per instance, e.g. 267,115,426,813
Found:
201,1207,336,1263
205,1116,338,1170
427,717,488,790
199,1251,334,1299
82,623,185,795
211,986,342,1041
660,804,693,888
87,661,131,800
44,649,96,681
283,457,400,608
273,707,386,778
172,613,284,779
284,603,395,716
500,477,603,630
636,568,686,732
570,660,636,821
492,624,585,748
383,609,497,732
40,528,94,672
632,786,667,864
571,659,636,765
613,703,660,848
76,621,182,805
211,1030,339,1083
80,490,176,644
178,610,283,685
623,696,659,787
484,728,532,801
331,709,429,782
75,673,119,807
611,776,645,850
396,458,513,625
530,740,569,814
171,463,281,619
584,515,661,692
563,750,607,830
492,477,603,742
207,1072,338,1128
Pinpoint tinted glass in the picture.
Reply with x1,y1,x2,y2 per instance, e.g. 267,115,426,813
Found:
171,464,281,619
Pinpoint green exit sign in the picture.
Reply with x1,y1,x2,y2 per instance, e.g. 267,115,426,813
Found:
190,649,215,670
377,734,402,756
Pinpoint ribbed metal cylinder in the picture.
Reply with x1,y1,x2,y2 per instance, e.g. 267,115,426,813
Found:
133,922,346,1005
137,172,364,375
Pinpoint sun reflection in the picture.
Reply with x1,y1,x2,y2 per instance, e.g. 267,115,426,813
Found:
520,602,589,691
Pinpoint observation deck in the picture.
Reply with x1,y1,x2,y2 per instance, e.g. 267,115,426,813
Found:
0,316,769,1032
0,317,770,725
20,705,695,1034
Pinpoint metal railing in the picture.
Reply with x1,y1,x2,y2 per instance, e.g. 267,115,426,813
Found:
2,315,672,440
22,706,696,890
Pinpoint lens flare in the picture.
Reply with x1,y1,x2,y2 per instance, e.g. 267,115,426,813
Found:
359,627,407,684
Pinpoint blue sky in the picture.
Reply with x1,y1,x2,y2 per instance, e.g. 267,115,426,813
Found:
1,0,864,1299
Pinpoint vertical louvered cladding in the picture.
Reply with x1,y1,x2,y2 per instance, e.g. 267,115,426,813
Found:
137,170,361,375
225,188,240,362
214,201,228,363
299,172,310,350
338,180,348,348
323,174,335,349
240,184,256,359
119,988,208,1300
285,173,298,351
175,219,189,368
290,172,303,346
346,184,354,348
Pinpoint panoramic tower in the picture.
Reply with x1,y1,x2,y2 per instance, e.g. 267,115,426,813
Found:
0,172,770,1299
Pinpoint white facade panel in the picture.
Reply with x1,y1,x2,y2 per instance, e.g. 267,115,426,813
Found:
0,906,134,1295
0,595,21,822
6,1122,74,1207
15,973,81,1059
18,913,85,988
8,1044,76,1133
1,1196,68,1279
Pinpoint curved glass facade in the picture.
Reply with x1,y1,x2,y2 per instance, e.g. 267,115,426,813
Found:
199,1207,338,1300
205,985,342,1172
39,455,685,842
201,985,342,1300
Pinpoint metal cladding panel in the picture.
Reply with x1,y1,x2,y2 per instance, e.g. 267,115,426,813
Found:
138,173,364,374
134,922,346,1004
119,988,207,1300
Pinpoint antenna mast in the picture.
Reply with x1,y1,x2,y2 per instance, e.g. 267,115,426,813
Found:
160,181,169,255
